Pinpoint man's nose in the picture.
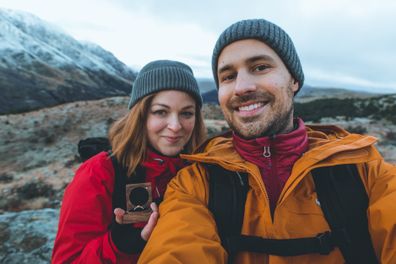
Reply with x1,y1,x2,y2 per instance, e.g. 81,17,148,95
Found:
234,71,257,96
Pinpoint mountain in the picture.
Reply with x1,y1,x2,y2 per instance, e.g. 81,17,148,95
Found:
0,9,137,114
197,78,216,94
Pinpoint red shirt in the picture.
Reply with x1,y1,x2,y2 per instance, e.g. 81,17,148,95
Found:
52,150,185,264
233,118,309,214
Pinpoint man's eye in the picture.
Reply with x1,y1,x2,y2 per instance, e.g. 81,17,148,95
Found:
220,73,236,82
253,65,269,72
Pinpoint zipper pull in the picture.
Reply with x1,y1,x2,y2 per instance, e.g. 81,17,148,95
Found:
236,171,245,186
263,146,271,158
153,158,164,164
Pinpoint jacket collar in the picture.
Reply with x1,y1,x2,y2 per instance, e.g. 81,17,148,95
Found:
182,123,378,170
232,118,308,165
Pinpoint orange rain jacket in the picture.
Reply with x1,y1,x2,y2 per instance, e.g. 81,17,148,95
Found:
138,125,396,264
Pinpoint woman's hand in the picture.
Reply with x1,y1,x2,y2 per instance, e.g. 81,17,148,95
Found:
114,207,126,224
113,203,159,241
141,202,159,241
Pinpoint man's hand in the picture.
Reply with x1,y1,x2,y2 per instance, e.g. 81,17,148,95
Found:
141,203,159,241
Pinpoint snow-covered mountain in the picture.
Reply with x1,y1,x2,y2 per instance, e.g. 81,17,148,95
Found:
0,8,136,114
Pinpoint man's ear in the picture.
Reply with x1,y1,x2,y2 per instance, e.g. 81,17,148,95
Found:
291,79,299,93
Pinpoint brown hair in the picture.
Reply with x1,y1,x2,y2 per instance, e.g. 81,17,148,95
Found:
108,93,206,176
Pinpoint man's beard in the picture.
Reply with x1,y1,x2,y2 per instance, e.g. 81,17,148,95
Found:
223,86,295,139
227,104,294,139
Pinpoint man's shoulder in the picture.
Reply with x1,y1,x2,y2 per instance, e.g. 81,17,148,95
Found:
303,124,382,164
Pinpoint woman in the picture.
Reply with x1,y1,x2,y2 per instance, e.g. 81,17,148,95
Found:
52,60,206,263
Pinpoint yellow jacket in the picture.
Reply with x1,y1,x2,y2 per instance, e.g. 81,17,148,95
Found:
139,125,396,263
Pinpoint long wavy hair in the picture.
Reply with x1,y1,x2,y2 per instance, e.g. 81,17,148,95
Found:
108,93,206,176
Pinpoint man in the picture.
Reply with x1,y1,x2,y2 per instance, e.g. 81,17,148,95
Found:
138,19,396,263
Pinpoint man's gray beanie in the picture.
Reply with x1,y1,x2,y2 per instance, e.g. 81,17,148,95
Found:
212,19,304,93
128,60,202,109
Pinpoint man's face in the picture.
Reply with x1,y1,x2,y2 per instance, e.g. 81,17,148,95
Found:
217,39,299,139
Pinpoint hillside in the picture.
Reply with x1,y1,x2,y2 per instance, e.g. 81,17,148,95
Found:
0,9,136,115
1,94,395,213
295,94,396,124
0,95,395,262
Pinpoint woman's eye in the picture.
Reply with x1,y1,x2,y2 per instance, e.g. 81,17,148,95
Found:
181,111,194,118
152,110,167,116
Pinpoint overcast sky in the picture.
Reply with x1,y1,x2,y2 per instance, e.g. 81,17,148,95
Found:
1,0,395,92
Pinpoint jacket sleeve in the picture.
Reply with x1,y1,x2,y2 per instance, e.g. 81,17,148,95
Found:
138,162,227,264
52,155,135,263
365,158,396,263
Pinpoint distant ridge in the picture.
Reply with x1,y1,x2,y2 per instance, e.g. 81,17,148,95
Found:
201,83,380,104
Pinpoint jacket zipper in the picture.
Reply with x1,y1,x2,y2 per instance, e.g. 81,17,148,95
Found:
266,135,277,222
270,136,277,222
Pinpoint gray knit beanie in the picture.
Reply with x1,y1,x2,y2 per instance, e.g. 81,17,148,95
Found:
212,19,304,94
128,60,202,109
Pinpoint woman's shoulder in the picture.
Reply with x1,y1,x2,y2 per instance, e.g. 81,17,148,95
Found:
72,151,115,186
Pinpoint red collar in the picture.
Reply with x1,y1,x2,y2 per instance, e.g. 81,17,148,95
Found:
233,118,308,165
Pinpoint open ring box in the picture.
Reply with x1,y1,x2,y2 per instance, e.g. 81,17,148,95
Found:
122,182,153,224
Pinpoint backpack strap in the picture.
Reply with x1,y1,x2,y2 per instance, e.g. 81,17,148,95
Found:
311,164,378,264
110,153,127,211
206,163,248,264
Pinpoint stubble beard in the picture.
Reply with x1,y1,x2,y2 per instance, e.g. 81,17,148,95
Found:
223,86,295,139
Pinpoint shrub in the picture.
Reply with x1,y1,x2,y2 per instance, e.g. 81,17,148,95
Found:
15,181,55,200
346,125,368,134
0,173,13,183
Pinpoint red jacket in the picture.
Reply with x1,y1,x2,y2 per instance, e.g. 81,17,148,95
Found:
52,150,185,263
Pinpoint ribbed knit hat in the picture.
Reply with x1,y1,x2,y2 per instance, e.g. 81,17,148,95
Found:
128,60,202,109
212,19,304,94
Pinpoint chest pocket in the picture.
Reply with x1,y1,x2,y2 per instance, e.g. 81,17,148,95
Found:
280,176,329,236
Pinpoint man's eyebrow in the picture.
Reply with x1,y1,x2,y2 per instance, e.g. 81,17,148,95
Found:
246,55,276,64
218,64,233,75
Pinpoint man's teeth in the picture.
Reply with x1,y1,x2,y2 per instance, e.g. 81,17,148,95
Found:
239,103,263,111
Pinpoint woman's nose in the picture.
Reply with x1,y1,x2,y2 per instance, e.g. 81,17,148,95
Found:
167,116,182,131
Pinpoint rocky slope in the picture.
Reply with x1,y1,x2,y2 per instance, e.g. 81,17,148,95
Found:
0,209,58,263
0,96,395,263
0,9,136,115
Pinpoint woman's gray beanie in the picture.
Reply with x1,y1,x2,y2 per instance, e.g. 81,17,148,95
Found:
128,60,202,109
211,19,304,94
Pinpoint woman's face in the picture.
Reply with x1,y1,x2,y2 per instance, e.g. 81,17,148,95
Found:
146,90,196,156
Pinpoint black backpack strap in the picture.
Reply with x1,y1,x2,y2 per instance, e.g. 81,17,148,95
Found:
226,231,334,256
110,153,127,211
311,164,378,264
110,154,147,210
206,163,248,264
